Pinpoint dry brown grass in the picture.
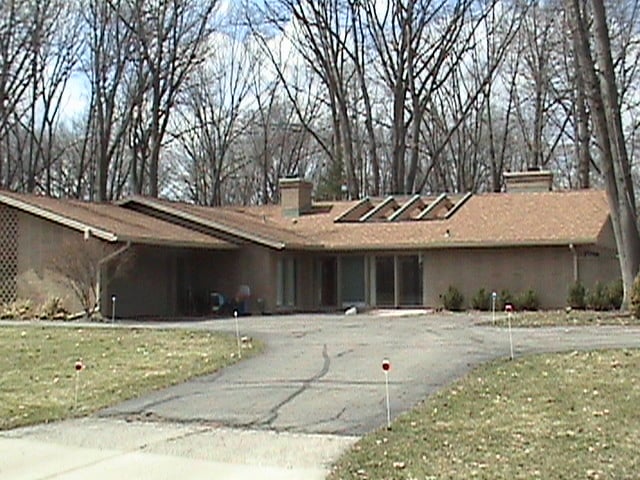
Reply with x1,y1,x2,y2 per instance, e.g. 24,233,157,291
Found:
329,349,640,480
477,309,639,327
0,325,259,430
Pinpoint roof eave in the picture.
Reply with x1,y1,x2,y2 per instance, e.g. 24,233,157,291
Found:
116,235,237,250
119,197,286,249
0,193,118,242
305,238,597,252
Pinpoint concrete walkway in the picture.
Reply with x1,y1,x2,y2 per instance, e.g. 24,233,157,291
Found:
2,312,639,479
0,418,355,479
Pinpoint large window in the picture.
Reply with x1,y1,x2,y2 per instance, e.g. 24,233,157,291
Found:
318,257,337,306
341,256,365,305
372,254,423,306
398,255,422,305
375,256,395,306
277,258,296,306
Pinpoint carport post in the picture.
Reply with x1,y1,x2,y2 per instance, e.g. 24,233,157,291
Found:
96,241,131,318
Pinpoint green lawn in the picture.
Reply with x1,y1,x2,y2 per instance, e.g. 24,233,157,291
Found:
0,325,257,430
478,309,640,327
329,349,640,480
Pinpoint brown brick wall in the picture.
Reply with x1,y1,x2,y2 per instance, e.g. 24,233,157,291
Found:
107,245,176,318
108,245,280,317
16,211,91,314
9,205,622,317
422,244,620,309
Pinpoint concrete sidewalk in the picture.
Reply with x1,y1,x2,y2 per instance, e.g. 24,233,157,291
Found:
0,418,357,480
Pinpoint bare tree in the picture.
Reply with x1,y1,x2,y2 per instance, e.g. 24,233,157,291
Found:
119,0,220,197
514,2,561,169
250,0,368,198
17,0,83,195
483,2,522,192
248,26,332,189
79,0,137,201
0,0,38,189
172,27,255,206
247,74,320,204
567,0,640,307
363,0,523,194
362,0,436,194
49,239,133,318
571,14,593,189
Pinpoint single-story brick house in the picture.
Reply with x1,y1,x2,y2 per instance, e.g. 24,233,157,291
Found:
0,171,620,318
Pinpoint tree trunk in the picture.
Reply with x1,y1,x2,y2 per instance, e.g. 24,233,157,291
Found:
568,0,640,308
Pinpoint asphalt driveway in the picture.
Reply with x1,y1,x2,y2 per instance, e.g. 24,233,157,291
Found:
102,312,640,435
3,313,640,479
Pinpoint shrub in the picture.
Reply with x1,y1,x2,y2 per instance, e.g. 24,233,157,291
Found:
442,286,464,311
471,288,492,311
0,299,33,320
498,289,513,311
39,296,69,320
515,289,540,311
631,274,640,318
567,281,586,309
607,279,624,310
587,282,610,311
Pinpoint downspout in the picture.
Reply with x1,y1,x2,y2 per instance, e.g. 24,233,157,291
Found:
96,241,132,317
569,243,579,282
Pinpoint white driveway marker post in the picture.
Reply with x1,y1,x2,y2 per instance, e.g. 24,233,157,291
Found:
382,358,391,430
505,304,514,360
491,291,497,324
111,295,116,323
74,361,84,409
234,310,242,359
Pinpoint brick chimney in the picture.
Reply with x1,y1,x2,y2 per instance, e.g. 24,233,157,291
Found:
279,178,313,217
504,170,553,193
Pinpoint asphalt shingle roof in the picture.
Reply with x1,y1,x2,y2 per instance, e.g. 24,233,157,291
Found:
1,188,610,251
0,191,234,249
119,189,611,251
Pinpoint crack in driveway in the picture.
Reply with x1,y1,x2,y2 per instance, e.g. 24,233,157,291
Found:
248,344,330,429
92,315,640,436
99,370,228,420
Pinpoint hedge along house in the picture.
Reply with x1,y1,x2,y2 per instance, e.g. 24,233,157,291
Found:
0,171,621,317
0,191,234,318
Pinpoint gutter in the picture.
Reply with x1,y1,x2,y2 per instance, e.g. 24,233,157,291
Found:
116,235,236,250
311,238,597,252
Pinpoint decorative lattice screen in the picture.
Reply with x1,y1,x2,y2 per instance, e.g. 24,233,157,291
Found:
0,205,18,305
